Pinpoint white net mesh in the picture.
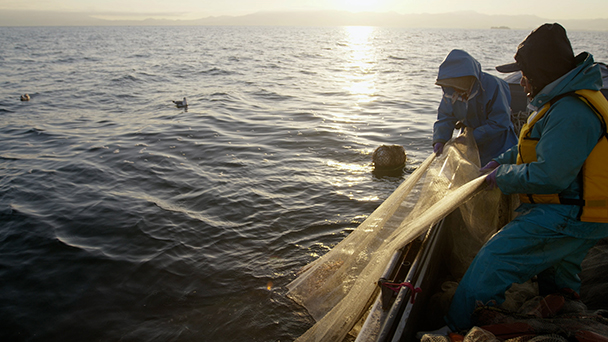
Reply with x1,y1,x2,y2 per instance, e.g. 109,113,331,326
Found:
287,129,502,341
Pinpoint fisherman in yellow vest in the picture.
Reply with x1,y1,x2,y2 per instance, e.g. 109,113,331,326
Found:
422,23,608,336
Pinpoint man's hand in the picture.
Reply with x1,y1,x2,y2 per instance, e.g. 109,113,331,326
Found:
480,160,500,174
433,142,444,155
485,169,498,190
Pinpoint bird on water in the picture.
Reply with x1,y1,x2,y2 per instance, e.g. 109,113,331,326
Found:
172,97,188,108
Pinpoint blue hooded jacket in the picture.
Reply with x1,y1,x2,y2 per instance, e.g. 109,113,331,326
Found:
433,50,518,165
495,52,608,239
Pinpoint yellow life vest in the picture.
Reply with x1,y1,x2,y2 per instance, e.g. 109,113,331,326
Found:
516,89,608,223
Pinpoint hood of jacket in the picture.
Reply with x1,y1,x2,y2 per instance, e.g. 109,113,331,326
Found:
437,49,482,82
529,52,604,110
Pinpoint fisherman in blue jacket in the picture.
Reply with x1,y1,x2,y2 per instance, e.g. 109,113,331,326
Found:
420,23,608,337
433,49,518,166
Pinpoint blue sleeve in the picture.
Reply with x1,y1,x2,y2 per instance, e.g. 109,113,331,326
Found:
494,144,519,165
496,99,602,195
433,97,458,144
472,80,513,146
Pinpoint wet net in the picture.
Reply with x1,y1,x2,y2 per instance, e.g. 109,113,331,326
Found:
467,298,608,341
287,129,502,341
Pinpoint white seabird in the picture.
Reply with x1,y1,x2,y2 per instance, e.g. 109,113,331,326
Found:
172,97,188,108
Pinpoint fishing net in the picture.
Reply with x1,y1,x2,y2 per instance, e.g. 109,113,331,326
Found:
287,128,503,342
469,298,608,341
580,237,608,310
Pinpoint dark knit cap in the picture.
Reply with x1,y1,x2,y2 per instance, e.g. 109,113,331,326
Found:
496,23,576,95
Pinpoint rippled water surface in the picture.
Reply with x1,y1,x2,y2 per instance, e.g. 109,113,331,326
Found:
1,26,607,341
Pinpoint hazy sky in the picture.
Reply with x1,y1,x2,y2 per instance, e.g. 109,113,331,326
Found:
2,0,608,21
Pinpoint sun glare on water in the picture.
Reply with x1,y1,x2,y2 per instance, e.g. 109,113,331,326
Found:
343,26,378,105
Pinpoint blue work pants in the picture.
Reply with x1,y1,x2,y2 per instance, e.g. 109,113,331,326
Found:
445,217,599,330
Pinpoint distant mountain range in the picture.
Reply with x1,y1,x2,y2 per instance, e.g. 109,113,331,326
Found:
2,10,607,31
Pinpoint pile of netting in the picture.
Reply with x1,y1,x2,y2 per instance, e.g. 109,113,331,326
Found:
511,110,530,136
422,289,608,342
287,129,503,342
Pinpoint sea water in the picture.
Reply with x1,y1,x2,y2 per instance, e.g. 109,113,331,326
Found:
1,25,607,341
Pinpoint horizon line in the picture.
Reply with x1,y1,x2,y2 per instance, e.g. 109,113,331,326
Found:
1,10,607,31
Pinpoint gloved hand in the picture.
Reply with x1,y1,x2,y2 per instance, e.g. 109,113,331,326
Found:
479,160,500,175
485,168,498,190
433,142,444,156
